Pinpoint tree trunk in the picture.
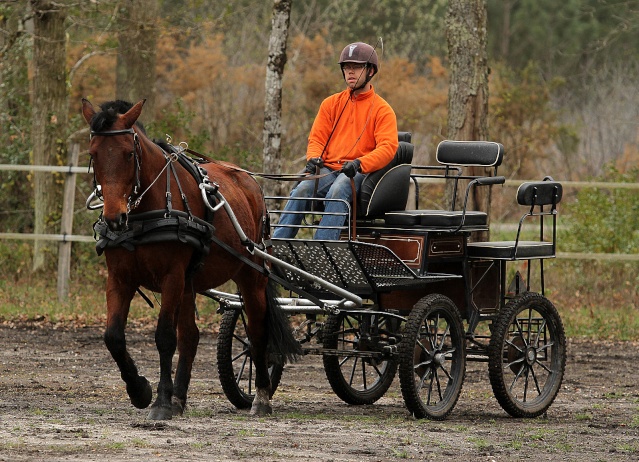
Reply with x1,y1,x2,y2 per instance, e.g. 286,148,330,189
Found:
116,0,159,125
262,0,292,198
445,0,491,240
30,0,68,272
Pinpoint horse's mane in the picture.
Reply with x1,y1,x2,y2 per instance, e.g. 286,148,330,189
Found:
90,100,147,134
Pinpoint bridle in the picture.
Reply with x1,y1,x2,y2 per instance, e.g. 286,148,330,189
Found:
88,127,177,214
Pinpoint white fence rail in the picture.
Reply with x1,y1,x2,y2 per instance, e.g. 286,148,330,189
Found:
2,158,639,301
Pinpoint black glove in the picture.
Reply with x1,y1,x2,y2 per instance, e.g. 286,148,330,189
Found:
304,157,324,174
341,159,361,178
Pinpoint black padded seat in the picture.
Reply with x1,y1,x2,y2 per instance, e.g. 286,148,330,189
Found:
466,179,562,261
384,210,488,228
467,241,554,260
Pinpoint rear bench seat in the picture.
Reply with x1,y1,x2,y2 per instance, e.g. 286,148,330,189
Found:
467,179,562,260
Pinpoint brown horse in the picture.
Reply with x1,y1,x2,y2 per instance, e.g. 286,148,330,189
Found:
81,98,299,419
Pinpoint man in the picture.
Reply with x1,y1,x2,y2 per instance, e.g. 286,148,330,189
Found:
273,41,398,240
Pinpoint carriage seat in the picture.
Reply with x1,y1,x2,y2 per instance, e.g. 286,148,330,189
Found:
467,179,563,260
381,140,505,231
357,132,414,218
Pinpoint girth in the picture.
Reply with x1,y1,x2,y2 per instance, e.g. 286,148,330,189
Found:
94,210,215,256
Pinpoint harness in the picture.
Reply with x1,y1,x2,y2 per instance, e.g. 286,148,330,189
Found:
88,128,235,266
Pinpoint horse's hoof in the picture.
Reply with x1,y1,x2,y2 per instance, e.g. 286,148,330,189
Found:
127,376,153,409
171,397,186,417
147,405,173,420
250,402,273,416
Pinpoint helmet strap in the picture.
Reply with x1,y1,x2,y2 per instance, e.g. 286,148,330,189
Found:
343,64,374,92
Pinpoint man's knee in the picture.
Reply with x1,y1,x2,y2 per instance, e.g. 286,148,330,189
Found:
327,176,355,201
291,180,315,197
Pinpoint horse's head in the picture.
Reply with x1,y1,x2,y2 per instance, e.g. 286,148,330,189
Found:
82,98,146,231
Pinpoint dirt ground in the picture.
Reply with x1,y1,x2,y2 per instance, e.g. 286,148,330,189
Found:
0,324,638,462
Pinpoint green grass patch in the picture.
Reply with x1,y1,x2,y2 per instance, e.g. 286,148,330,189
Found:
1,239,639,341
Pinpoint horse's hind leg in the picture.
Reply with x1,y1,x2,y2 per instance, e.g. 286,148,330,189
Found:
171,292,200,416
104,280,153,410
238,280,272,416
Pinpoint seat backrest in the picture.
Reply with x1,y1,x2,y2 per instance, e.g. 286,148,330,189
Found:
358,139,414,217
436,140,504,167
516,180,563,206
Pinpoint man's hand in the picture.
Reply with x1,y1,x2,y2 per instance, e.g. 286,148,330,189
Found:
341,159,361,178
304,157,324,173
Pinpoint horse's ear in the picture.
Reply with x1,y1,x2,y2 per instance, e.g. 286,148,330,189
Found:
120,99,146,129
81,98,96,125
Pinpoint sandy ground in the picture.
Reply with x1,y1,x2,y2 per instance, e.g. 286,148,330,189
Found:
0,324,638,461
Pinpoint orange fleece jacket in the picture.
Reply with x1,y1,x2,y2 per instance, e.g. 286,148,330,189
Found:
306,86,398,173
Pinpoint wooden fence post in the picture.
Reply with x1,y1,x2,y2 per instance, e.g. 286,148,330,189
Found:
57,141,80,301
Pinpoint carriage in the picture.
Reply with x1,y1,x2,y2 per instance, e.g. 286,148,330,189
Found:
84,99,565,420
206,132,566,420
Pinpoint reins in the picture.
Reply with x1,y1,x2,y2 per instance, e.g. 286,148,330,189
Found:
183,147,332,183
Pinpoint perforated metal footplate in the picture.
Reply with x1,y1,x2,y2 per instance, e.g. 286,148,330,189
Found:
270,240,451,296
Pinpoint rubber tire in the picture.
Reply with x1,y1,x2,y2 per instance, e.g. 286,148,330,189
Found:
488,292,566,418
322,311,399,405
217,308,284,409
398,294,466,420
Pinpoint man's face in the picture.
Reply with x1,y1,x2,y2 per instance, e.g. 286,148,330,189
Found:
342,63,370,89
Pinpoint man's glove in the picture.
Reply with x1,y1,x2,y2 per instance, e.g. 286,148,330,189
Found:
341,159,361,178
304,157,324,174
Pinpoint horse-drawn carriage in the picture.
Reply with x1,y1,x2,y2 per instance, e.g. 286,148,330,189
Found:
208,132,566,420
84,99,565,420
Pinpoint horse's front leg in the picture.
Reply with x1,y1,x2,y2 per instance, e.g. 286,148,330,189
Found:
103,279,153,410
147,274,185,420
171,292,200,416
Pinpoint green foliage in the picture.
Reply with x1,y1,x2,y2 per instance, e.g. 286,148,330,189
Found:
562,166,639,254
0,5,32,232
146,98,211,152
487,0,639,80
489,62,572,178
313,0,449,65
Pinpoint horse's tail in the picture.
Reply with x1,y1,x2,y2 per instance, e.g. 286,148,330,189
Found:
266,279,302,364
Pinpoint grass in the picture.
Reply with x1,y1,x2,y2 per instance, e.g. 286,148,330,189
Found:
1,242,638,340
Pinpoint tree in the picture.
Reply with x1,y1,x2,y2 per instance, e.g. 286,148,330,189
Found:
0,1,32,232
446,0,490,238
30,0,69,272
116,0,160,123
262,0,292,197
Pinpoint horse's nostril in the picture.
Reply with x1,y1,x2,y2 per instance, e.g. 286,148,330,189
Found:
106,213,128,231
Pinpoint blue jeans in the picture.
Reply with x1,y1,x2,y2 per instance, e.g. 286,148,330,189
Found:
272,167,365,240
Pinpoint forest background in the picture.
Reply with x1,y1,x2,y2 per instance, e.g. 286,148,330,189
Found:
0,0,638,339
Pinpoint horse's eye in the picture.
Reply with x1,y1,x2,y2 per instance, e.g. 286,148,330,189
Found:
128,151,134,161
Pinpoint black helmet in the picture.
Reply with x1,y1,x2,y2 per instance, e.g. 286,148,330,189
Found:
338,42,378,75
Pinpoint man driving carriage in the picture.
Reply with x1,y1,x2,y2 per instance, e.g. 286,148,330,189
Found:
272,41,398,240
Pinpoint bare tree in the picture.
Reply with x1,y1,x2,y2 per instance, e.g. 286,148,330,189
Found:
445,0,491,238
30,0,68,272
262,0,292,198
116,0,160,123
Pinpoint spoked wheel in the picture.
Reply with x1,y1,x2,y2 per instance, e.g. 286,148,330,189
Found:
217,308,284,409
322,311,400,405
398,294,466,420
488,292,566,418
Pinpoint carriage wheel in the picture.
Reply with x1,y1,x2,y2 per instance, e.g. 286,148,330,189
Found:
488,292,566,418
217,308,284,409
322,311,399,405
398,294,465,420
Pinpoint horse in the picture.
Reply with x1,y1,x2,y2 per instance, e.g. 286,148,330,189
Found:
81,98,299,420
